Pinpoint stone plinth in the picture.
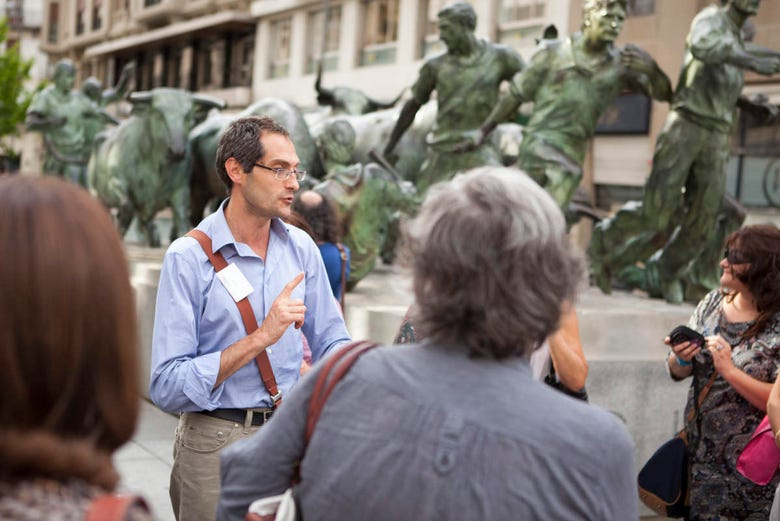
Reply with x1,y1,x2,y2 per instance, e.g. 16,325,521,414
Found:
127,245,165,399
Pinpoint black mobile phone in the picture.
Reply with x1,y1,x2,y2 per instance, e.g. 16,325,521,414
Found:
669,325,705,347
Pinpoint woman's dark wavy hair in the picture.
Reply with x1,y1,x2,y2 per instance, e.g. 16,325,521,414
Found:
0,177,138,490
724,224,780,339
292,191,341,244
400,167,584,359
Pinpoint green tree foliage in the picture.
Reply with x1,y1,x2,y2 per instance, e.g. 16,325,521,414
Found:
0,17,33,150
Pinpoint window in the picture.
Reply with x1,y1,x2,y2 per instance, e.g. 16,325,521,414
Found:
360,0,399,66
627,0,654,16
144,0,162,6
92,0,103,30
76,0,85,35
499,0,546,23
48,2,59,43
269,17,292,79
422,0,455,57
227,31,254,87
424,0,449,37
306,6,341,74
5,0,23,29
497,0,547,52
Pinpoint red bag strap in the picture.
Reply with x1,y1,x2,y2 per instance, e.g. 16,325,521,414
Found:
305,340,380,443
335,242,348,311
186,229,282,407
85,494,149,521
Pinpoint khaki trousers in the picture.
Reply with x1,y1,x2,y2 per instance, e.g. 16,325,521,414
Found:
169,412,260,521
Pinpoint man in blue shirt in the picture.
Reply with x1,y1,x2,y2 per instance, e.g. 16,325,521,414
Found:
150,116,350,521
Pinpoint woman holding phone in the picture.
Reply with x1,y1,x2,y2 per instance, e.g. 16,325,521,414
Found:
666,224,780,519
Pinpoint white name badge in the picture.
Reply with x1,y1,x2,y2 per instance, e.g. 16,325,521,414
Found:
216,263,254,302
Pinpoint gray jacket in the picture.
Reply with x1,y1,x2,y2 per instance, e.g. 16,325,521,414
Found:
218,342,638,520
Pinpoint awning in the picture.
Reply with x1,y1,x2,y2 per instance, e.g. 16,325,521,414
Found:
84,10,255,58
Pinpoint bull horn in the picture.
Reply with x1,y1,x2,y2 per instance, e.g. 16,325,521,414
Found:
129,91,153,103
192,94,227,110
315,59,324,92
368,87,406,111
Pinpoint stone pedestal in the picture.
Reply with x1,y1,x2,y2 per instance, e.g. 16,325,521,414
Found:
20,132,43,176
127,245,165,399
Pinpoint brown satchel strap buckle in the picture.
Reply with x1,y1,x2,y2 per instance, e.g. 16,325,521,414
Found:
271,391,282,405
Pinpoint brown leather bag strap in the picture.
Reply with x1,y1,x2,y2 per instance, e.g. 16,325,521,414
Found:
305,340,380,443
335,242,348,311
186,230,282,407
85,494,149,521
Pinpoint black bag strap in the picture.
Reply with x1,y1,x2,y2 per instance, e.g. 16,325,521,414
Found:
688,372,717,423
680,370,717,444
335,242,348,311
545,362,589,401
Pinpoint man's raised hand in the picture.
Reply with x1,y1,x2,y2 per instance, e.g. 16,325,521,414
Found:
256,272,307,349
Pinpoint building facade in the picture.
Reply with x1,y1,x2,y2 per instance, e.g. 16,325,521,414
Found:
34,0,780,207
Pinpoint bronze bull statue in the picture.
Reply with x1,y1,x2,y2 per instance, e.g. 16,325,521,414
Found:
88,88,225,247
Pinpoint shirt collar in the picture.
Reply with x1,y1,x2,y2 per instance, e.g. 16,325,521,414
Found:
206,198,291,256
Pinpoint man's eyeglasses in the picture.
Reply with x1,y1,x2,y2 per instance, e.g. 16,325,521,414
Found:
723,247,750,265
254,163,306,182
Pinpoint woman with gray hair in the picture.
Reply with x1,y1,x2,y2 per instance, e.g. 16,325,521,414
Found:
217,167,637,520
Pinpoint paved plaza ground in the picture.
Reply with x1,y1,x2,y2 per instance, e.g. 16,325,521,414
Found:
115,400,178,521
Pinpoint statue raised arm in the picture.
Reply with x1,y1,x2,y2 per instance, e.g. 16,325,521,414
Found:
589,0,780,303
26,59,101,186
457,0,672,211
315,59,403,115
381,1,524,194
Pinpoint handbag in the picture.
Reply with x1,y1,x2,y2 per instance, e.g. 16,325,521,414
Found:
638,371,716,518
737,415,780,485
85,494,149,520
544,363,588,401
245,340,380,521
638,430,690,518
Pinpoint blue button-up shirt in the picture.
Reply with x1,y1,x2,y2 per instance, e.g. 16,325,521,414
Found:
150,200,351,413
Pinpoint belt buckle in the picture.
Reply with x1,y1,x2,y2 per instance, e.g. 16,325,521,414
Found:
247,408,273,426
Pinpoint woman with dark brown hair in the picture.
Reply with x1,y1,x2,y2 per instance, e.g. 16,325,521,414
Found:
0,177,151,520
667,224,780,519
292,190,350,303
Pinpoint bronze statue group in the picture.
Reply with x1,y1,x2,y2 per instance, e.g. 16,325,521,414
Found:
26,0,780,307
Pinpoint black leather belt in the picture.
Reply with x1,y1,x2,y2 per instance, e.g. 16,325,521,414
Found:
198,408,273,426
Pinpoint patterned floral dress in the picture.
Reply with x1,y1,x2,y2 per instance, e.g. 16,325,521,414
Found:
683,290,780,520
0,479,152,521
